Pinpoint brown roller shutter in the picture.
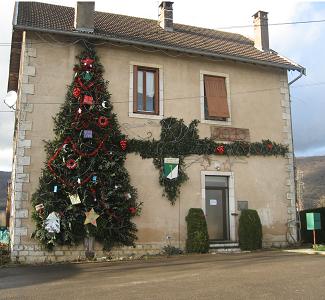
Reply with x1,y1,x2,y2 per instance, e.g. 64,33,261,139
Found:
204,75,230,118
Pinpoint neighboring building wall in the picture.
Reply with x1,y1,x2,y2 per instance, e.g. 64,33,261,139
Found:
10,32,296,262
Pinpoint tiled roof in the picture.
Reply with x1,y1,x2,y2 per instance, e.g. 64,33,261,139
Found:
15,2,303,71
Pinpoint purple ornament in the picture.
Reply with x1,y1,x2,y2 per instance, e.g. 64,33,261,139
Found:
84,130,93,138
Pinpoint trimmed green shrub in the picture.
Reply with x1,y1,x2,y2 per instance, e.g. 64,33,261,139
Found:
186,208,209,253
300,208,325,243
238,209,262,250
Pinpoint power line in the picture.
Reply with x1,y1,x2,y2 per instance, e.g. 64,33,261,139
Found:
217,19,325,29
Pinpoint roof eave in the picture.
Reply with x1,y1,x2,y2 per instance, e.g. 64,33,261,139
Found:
13,25,305,73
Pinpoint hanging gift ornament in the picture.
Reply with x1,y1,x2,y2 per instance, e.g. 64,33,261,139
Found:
44,212,60,233
215,145,225,155
83,95,93,105
69,194,81,205
120,139,127,151
98,116,109,128
66,159,78,170
84,208,99,227
84,130,93,138
73,87,81,98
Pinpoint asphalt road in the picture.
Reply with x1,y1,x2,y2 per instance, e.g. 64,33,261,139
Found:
0,251,324,299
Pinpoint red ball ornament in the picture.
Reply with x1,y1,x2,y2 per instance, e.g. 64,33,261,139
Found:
66,159,78,170
129,207,137,214
215,145,225,155
73,87,81,98
98,116,109,128
120,139,127,151
267,143,273,150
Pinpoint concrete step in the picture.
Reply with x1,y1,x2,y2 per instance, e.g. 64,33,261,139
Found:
209,242,239,249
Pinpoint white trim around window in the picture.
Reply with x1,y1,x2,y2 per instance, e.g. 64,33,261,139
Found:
201,171,236,241
200,70,232,126
129,61,164,120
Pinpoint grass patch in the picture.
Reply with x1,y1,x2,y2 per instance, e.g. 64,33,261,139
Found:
314,244,325,251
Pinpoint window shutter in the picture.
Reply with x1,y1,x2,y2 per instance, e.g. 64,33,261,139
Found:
204,75,230,118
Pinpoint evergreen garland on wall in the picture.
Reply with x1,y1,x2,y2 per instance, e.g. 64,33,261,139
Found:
128,118,288,204
32,48,141,250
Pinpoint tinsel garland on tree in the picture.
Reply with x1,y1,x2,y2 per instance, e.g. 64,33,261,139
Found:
128,118,289,204
32,48,141,250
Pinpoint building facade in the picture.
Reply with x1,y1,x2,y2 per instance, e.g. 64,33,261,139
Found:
8,2,305,263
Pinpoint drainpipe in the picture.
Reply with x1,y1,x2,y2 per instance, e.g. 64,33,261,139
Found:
288,68,306,243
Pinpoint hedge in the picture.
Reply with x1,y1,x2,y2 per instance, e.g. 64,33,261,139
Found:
238,209,262,250
299,207,325,243
185,208,209,253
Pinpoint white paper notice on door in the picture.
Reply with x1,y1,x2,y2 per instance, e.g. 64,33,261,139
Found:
210,199,218,206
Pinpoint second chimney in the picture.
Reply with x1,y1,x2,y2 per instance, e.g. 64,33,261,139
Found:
74,1,95,33
158,1,174,31
253,11,269,51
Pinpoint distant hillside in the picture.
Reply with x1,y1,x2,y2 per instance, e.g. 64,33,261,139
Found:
0,171,11,210
296,156,325,209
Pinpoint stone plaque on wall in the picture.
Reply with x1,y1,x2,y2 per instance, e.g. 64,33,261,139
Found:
210,126,250,142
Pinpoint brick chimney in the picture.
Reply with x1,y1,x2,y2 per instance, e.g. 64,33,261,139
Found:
253,11,269,51
158,1,174,31
74,1,95,33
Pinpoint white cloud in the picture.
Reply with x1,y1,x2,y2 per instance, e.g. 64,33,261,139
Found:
0,148,13,171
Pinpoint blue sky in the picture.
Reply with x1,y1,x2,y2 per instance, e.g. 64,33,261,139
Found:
0,0,324,170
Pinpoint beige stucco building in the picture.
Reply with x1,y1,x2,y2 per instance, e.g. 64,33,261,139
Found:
7,2,305,263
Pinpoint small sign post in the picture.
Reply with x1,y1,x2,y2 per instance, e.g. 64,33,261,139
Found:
306,212,321,249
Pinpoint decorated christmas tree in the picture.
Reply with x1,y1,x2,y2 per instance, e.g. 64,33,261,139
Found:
32,47,140,250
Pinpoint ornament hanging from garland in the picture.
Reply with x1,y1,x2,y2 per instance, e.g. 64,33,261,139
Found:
83,130,93,139
66,159,78,170
69,194,81,205
84,208,99,227
83,95,93,105
82,71,93,81
73,87,81,98
35,203,44,214
120,139,127,151
215,145,225,155
129,207,137,214
44,212,60,233
98,116,109,128
81,57,94,67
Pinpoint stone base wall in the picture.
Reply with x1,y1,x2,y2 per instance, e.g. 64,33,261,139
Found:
11,243,168,264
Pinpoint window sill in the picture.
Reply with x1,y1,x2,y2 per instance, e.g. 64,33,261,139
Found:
201,119,232,126
128,112,164,120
